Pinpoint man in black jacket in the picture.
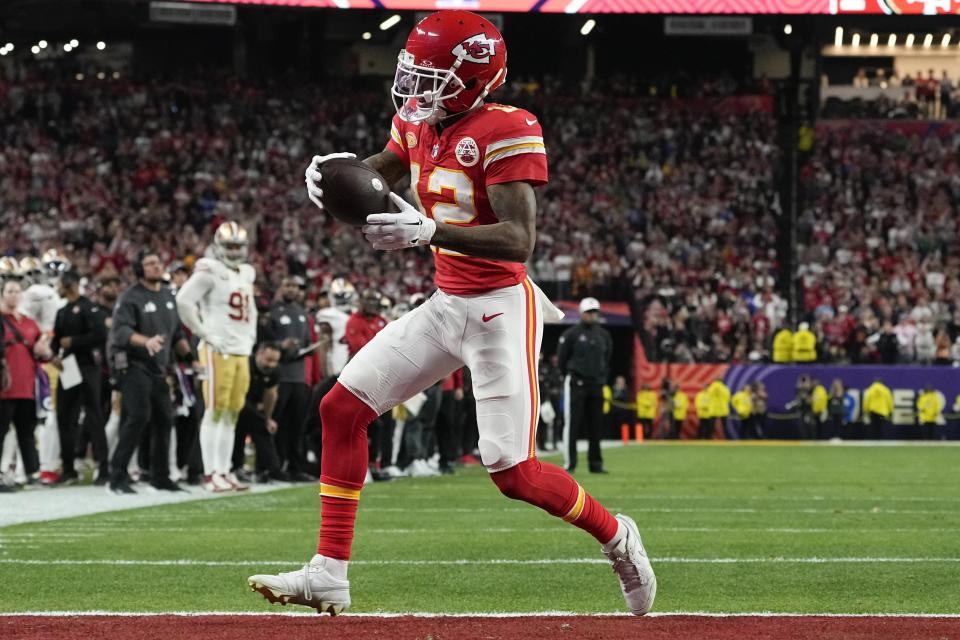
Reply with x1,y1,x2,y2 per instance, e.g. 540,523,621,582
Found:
53,270,108,485
107,252,191,494
268,276,313,480
558,297,612,474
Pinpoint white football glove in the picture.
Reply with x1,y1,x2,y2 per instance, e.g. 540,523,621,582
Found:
363,193,437,251
304,152,356,211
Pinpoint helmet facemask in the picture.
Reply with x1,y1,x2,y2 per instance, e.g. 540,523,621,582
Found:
392,51,465,125
216,240,248,269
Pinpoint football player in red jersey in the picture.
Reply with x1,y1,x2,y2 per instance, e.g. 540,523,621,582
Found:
248,10,655,616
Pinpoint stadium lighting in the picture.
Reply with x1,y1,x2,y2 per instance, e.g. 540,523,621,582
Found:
580,19,596,36
942,34,951,47
851,33,860,47
97,71,105,80
888,34,896,47
38,40,47,49
5,43,12,51
31,45,39,54
63,43,72,52
113,71,120,79
362,31,372,40
834,27,843,47
70,39,79,48
76,73,84,80
96,41,106,50
0,49,5,57
923,33,932,48
905,33,915,47
869,33,878,47
783,24,792,35
379,15,401,31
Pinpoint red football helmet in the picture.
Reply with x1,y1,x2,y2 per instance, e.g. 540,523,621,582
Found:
392,11,507,125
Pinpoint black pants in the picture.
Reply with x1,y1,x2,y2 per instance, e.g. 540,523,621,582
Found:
435,390,462,468
399,384,443,467
565,378,603,472
110,368,174,485
698,417,713,439
57,367,106,476
273,381,310,474
233,407,283,474
175,397,203,479
0,398,39,475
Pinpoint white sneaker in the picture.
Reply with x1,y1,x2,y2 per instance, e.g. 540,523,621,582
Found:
222,472,250,492
364,468,373,486
603,514,656,615
382,465,408,478
248,555,350,615
202,474,232,493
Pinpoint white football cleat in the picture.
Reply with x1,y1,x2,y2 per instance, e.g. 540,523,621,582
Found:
604,514,656,615
248,555,350,615
222,472,250,492
202,474,232,493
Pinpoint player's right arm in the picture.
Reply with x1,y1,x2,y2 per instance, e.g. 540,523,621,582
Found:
175,269,216,345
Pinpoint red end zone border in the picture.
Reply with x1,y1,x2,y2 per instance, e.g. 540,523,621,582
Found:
5,614,960,640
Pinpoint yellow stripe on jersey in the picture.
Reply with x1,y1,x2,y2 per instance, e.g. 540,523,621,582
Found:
390,124,403,146
483,143,546,171
562,485,586,523
485,135,544,155
319,483,362,501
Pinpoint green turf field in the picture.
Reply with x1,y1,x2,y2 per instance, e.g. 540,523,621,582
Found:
2,443,959,614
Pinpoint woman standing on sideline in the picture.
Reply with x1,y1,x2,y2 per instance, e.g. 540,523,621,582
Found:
0,279,53,488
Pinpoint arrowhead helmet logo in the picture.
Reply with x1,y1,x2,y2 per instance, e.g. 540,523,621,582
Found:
452,34,497,65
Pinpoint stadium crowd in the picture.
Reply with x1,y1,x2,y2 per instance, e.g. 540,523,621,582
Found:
797,122,960,365
3,60,960,491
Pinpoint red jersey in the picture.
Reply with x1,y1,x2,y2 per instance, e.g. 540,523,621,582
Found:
2,312,41,400
345,311,388,358
386,104,548,295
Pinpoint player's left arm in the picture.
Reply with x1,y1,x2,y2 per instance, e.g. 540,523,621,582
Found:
432,181,536,263
366,181,537,262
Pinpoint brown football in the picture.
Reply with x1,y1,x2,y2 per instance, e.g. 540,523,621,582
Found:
320,158,396,226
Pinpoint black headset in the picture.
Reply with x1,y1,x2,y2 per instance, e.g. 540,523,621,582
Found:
132,250,148,279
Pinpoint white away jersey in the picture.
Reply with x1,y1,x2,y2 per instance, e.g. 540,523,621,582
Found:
316,306,350,377
187,258,257,356
19,283,65,333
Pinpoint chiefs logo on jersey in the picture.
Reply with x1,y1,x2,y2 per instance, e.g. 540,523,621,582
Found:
455,137,479,167
452,34,497,65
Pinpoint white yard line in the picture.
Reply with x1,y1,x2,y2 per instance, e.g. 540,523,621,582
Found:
1,557,958,567
3,610,960,618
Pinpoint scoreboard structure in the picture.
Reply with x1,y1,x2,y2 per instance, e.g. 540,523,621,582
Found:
183,0,960,13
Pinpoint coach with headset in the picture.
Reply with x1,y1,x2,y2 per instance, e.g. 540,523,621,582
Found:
107,251,191,494
558,297,612,474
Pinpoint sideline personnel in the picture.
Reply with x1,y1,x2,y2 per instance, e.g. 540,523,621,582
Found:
108,251,191,494
559,297,612,473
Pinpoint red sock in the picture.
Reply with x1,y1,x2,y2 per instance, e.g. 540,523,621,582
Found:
316,383,377,560
490,459,619,544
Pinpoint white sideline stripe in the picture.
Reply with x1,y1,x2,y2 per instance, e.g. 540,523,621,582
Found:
2,557,959,567
6,526,960,538
4,611,960,619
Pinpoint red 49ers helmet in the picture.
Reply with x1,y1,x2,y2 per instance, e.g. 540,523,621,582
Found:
392,10,507,125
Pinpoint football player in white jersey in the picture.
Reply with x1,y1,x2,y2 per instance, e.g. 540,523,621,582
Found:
314,278,355,378
18,252,68,483
176,222,257,492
